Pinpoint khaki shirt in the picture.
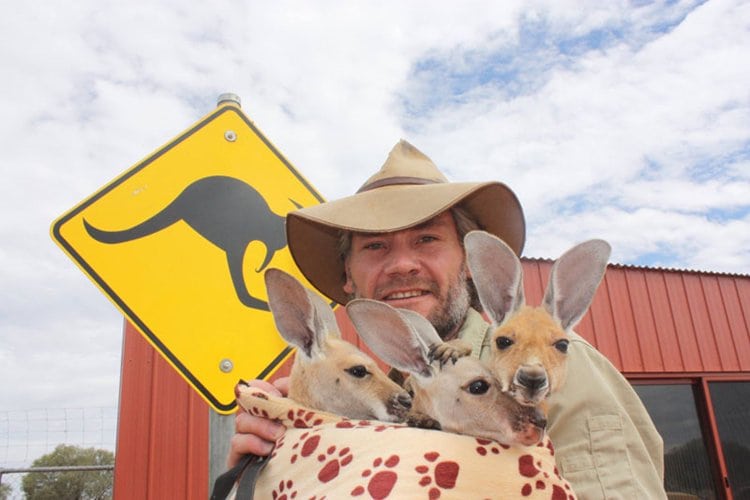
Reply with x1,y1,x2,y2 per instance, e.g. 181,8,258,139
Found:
458,308,667,499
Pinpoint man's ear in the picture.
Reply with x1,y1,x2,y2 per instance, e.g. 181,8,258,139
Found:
342,262,355,295
463,252,473,279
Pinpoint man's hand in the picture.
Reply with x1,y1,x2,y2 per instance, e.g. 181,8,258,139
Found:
226,377,290,469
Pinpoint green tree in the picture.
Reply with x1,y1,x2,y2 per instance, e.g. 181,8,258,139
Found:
0,482,12,500
21,444,114,500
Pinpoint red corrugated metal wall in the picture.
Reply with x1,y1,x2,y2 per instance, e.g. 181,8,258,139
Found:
113,321,209,499
112,262,750,497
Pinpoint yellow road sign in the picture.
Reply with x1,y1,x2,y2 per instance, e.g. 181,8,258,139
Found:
51,103,325,413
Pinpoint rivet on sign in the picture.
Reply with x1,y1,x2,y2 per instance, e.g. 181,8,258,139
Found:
224,130,237,142
219,359,234,373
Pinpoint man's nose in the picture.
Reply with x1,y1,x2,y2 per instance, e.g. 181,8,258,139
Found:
383,245,420,275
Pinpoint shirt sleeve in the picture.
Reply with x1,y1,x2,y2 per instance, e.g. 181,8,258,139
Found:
546,332,666,499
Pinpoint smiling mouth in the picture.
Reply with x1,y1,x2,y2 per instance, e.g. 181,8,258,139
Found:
384,290,429,300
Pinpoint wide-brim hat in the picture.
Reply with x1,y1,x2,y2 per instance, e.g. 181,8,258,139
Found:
286,140,525,305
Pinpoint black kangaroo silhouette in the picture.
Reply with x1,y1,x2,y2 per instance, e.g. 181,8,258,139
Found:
84,175,293,311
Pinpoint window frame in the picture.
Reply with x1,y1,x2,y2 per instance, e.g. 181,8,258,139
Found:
628,373,750,500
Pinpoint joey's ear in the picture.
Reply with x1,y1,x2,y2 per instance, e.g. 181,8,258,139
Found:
305,289,340,339
464,230,525,326
347,299,432,378
264,268,324,358
396,308,443,349
543,239,611,331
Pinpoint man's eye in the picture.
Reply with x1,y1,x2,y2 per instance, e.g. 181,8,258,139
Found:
418,235,438,243
363,242,384,250
346,365,369,378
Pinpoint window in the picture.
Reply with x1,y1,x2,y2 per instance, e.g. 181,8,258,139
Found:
708,382,750,500
634,384,718,500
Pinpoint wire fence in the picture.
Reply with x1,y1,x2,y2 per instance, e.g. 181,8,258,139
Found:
0,408,117,499
0,465,115,500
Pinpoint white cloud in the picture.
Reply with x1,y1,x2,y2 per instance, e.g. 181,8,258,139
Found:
1,0,749,465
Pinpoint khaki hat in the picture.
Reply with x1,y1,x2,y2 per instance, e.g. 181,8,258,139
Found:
286,139,525,305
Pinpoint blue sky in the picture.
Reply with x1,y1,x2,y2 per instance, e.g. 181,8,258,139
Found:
1,0,749,468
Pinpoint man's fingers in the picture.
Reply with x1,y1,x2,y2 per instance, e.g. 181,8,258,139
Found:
234,411,285,439
227,432,273,468
226,377,290,469
226,412,286,468
272,376,290,396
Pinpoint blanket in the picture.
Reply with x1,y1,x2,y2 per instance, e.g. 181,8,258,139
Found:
235,386,576,499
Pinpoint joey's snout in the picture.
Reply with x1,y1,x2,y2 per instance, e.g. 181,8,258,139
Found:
389,391,413,420
516,406,547,447
529,408,547,430
513,366,549,405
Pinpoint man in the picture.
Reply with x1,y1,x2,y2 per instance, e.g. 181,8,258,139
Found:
228,140,666,498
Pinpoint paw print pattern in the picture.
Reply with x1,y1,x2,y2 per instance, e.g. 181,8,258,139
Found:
246,406,270,418
289,431,321,464
474,438,509,457
287,408,325,428
414,451,459,499
518,454,574,499
250,391,269,400
317,445,354,483
351,455,400,499
271,478,297,500
544,439,555,456
520,482,570,500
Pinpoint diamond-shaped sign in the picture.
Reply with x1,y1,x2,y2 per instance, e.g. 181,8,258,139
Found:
51,102,325,413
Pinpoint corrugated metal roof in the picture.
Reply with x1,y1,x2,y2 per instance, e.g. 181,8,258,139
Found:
524,255,750,279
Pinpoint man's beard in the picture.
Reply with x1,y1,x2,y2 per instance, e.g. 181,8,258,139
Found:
347,266,471,340
428,266,471,339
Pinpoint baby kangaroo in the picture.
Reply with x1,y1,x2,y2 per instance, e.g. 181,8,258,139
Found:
464,230,611,408
261,268,412,422
347,299,546,447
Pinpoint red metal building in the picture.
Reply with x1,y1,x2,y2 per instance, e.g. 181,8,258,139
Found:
112,260,750,499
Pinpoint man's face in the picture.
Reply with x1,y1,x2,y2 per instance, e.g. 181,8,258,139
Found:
343,211,471,339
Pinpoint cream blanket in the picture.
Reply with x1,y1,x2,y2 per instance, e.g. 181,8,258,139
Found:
233,386,576,499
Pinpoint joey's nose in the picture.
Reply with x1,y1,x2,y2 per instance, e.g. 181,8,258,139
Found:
530,409,547,430
517,369,547,391
397,392,412,410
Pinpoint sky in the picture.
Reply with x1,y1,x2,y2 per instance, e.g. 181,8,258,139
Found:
1,0,749,468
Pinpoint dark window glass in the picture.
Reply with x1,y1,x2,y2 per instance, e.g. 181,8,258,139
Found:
633,384,718,500
708,382,750,500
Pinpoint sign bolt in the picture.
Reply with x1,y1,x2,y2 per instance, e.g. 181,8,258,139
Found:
224,130,237,142
219,358,234,373
217,93,241,107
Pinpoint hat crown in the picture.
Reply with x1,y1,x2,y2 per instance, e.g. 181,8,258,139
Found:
357,140,449,193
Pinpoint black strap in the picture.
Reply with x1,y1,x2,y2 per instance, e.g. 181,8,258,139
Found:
210,454,270,500
235,454,270,499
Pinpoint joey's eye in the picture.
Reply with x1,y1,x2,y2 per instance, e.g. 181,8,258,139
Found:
495,336,514,350
468,379,490,395
554,339,569,353
346,365,369,378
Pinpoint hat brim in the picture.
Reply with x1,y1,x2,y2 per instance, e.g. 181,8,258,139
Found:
286,181,525,305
